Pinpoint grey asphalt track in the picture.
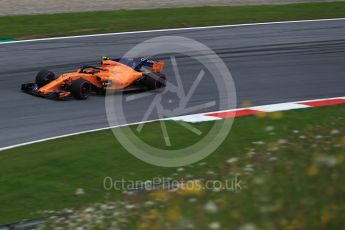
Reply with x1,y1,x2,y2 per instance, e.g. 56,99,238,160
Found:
1,19,345,149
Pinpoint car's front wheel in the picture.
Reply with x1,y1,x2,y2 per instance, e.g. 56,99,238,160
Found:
35,70,56,88
71,78,91,100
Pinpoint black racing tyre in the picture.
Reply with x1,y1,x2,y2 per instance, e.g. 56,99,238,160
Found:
141,73,167,90
35,70,56,88
71,78,91,100
156,74,167,88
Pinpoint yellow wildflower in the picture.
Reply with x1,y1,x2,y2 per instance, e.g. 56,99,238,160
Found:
340,137,345,148
269,112,283,120
321,208,331,226
231,210,241,219
255,111,267,118
148,209,160,220
166,205,181,222
336,155,344,164
177,180,203,196
307,165,319,177
150,189,169,202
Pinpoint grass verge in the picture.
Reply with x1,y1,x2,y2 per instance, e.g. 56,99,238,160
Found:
0,105,345,228
1,2,345,40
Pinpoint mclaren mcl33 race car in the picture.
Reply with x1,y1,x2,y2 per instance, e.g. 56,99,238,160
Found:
21,57,167,100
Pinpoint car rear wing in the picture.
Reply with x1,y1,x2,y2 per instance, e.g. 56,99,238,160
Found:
139,58,165,73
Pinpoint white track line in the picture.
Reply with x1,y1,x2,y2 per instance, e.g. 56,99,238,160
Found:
250,103,310,112
1,96,344,152
0,18,345,44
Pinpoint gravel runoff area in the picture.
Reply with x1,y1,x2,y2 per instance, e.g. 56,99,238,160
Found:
0,0,344,16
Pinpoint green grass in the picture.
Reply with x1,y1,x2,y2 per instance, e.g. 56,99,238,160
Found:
0,39,15,42
1,105,345,228
1,2,345,227
1,1,345,40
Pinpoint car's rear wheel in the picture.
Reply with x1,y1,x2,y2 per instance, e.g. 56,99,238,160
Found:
156,74,167,88
140,73,167,90
71,79,91,100
35,70,56,88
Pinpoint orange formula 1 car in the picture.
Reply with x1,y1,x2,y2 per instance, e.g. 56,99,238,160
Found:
21,57,167,100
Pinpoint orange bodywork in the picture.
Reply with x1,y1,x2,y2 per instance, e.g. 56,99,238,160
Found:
38,60,144,97
152,61,165,73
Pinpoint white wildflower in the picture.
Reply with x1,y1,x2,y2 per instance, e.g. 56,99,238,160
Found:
106,202,116,210
277,139,288,144
203,201,218,213
84,207,94,213
185,173,193,178
144,201,155,207
253,177,264,185
206,170,215,175
253,141,265,145
208,222,220,229
246,151,256,157
269,157,277,161
244,167,254,172
125,204,135,209
259,205,276,213
188,197,197,203
226,157,239,164
212,187,222,192
178,219,194,229
75,188,85,195
265,126,274,132
63,209,73,214
315,155,337,167
239,223,258,230
330,129,340,135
